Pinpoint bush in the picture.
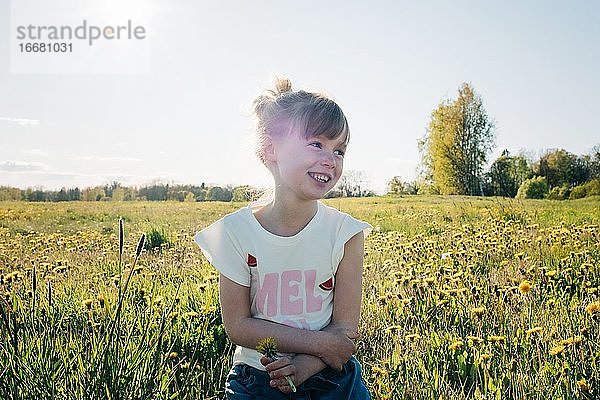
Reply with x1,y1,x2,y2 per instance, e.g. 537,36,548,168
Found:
584,179,600,196
569,185,587,200
144,227,171,251
547,184,571,200
569,179,600,199
516,176,549,199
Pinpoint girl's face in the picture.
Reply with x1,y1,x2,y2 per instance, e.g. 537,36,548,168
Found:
269,130,346,202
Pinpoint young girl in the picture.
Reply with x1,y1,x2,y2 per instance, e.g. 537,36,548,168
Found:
194,77,372,399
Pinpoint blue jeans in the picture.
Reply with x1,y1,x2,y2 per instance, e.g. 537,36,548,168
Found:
225,356,371,399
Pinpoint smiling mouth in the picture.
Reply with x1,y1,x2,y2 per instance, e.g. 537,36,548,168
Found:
308,172,331,183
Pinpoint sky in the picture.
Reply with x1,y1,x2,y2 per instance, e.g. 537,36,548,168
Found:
1,0,599,194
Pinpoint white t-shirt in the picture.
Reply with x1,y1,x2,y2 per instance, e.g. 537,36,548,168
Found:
194,201,372,370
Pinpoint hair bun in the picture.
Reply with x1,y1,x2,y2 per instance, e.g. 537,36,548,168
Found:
274,77,293,96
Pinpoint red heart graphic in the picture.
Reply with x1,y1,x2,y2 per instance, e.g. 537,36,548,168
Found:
247,254,257,267
319,277,333,291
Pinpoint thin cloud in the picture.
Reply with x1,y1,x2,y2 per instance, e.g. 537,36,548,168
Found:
23,149,49,157
72,155,143,162
0,161,48,172
0,116,40,126
0,169,150,190
384,157,416,164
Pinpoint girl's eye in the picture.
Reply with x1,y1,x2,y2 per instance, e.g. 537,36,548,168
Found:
334,150,345,157
309,142,322,149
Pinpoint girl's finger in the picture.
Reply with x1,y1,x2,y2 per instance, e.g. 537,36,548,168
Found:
270,375,295,389
268,364,295,379
260,356,274,366
263,356,292,372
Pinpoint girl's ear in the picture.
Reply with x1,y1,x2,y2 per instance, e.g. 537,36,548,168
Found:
263,136,277,163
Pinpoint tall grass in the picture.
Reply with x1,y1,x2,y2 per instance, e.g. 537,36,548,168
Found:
0,196,598,399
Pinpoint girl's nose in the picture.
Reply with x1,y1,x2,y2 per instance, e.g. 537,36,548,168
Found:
320,152,336,168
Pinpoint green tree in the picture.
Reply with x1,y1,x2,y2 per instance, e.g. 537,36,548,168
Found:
420,83,495,195
111,187,125,201
589,144,600,180
488,150,532,197
206,186,232,201
387,176,417,195
516,176,549,199
82,187,105,201
533,149,589,188
231,186,259,202
0,186,22,201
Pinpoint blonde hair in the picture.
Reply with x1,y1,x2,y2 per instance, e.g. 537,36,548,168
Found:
252,77,349,164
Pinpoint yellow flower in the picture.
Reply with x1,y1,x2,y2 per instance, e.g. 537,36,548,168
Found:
518,281,531,294
83,298,94,310
549,345,565,356
560,336,582,346
526,327,542,335
183,311,199,319
471,307,485,316
488,335,506,342
577,378,590,391
585,301,600,314
479,353,492,362
467,336,484,345
371,365,389,376
97,295,105,308
448,340,463,351
169,351,178,359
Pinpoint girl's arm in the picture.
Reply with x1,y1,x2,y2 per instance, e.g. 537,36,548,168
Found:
264,232,367,391
219,275,356,368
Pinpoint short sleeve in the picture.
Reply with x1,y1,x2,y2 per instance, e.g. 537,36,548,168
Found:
194,217,250,287
332,215,372,274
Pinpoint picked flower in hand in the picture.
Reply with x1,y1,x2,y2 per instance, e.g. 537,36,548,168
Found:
256,337,296,393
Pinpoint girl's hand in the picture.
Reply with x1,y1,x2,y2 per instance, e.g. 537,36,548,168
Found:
261,356,301,394
319,328,359,371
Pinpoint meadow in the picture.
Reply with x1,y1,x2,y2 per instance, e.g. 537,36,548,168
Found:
0,196,598,399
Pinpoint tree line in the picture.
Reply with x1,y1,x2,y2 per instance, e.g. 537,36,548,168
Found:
2,83,598,202
0,182,257,202
0,172,375,202
388,83,599,200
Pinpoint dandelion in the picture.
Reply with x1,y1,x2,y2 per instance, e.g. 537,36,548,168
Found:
585,301,600,315
371,365,389,376
526,326,542,335
256,337,296,393
518,281,531,294
97,295,105,308
467,336,484,345
560,336,582,346
471,307,485,316
488,335,506,342
169,351,178,359
83,298,94,310
577,378,590,392
384,325,403,333
183,311,199,319
479,353,491,362
448,340,463,351
549,345,565,356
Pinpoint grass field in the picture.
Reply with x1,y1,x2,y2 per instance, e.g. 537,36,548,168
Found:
0,196,599,399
